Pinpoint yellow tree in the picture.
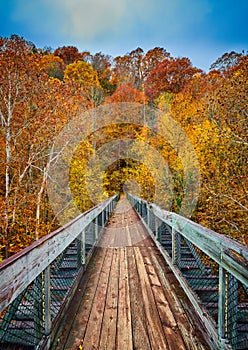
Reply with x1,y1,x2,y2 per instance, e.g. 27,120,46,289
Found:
203,56,248,242
64,60,104,107
64,61,100,86
168,65,247,243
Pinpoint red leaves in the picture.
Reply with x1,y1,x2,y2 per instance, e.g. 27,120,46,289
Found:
145,57,202,99
105,84,147,104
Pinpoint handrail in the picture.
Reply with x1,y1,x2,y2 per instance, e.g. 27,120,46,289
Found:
127,193,248,350
148,201,248,284
0,194,118,313
0,193,119,349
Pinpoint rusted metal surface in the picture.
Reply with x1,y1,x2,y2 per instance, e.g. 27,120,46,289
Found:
53,196,210,350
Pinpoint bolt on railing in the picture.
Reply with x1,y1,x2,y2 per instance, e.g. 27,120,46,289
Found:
0,194,119,350
127,193,248,350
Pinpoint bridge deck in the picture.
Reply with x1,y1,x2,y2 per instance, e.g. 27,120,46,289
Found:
54,196,210,350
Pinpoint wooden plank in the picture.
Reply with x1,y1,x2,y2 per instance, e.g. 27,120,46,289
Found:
134,247,169,350
54,196,214,350
53,248,108,350
152,237,219,349
136,221,154,247
101,225,116,248
120,226,128,247
150,249,210,350
125,222,133,247
141,247,186,350
127,247,151,350
114,226,123,247
82,248,113,350
126,208,143,245
99,248,119,350
116,248,133,350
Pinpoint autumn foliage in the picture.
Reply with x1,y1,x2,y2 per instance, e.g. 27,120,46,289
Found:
0,35,247,261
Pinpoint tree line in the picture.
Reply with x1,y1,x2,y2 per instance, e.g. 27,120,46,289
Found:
0,34,247,260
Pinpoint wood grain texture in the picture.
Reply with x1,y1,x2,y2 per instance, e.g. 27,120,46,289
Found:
52,196,210,350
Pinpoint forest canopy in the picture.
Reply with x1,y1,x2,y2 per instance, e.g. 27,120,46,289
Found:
0,35,247,260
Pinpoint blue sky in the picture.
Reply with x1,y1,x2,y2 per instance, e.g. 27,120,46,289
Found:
0,0,247,71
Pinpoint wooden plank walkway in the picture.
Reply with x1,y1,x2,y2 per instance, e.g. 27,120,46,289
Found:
53,196,210,350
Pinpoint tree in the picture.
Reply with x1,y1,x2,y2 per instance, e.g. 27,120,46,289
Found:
64,61,104,107
113,48,144,89
0,35,40,257
0,36,89,259
54,45,80,65
90,52,113,93
205,56,248,241
145,57,202,100
39,54,65,80
105,84,147,104
64,61,100,87
112,47,171,91
142,47,171,79
167,60,248,243
210,50,246,73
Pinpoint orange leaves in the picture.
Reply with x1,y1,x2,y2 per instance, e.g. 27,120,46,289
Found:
112,47,170,91
0,36,247,260
0,36,91,259
166,56,248,242
105,84,147,104
39,54,65,80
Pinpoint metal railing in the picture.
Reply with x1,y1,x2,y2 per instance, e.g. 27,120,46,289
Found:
127,193,248,350
0,194,119,350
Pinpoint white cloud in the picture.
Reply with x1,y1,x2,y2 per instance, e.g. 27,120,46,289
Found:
12,0,213,64
49,0,128,39
12,0,154,41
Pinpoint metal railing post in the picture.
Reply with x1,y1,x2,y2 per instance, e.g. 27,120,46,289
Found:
155,216,159,240
218,267,239,349
218,266,227,340
81,229,86,265
44,266,51,336
105,206,109,223
147,204,150,227
34,273,43,344
94,217,99,241
101,210,104,228
103,209,106,226
172,228,181,266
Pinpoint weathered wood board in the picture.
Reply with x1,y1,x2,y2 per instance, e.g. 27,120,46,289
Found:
53,196,210,350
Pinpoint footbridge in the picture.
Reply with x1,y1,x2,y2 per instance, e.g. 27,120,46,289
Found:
0,194,247,350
